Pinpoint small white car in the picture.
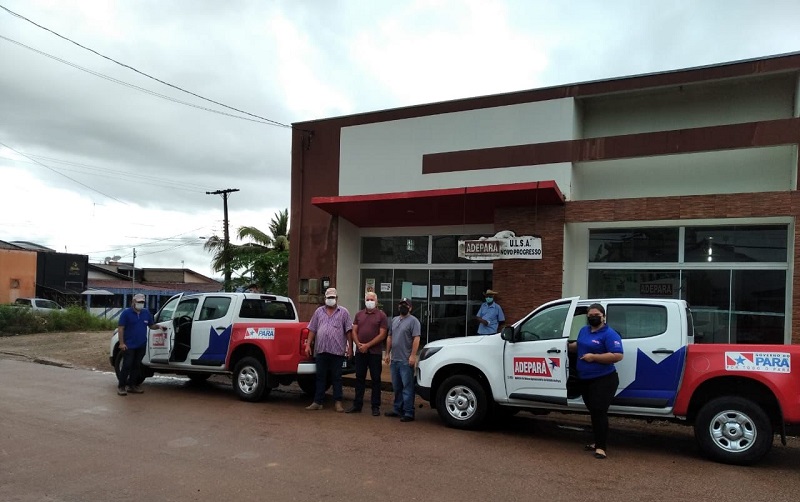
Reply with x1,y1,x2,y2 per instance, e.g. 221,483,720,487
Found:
14,298,64,312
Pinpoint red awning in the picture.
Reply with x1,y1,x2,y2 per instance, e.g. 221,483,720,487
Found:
311,181,564,227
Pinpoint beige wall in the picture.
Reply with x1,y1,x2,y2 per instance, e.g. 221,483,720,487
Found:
0,249,37,303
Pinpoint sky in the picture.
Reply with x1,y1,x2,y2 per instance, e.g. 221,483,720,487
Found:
1,0,799,280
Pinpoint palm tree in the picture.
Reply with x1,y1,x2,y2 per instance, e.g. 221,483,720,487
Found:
203,209,290,294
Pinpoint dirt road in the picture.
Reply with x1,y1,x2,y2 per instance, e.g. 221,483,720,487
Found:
0,330,111,370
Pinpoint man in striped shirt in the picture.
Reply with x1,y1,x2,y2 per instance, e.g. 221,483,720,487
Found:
305,287,354,412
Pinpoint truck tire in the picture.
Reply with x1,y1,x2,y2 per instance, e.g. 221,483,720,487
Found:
436,375,489,429
233,357,271,402
694,396,773,465
114,350,146,386
297,375,316,396
296,375,332,397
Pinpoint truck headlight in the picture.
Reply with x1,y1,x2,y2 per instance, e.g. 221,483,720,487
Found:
419,346,442,361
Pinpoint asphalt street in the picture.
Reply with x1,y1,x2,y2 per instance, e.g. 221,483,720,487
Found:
1,359,799,502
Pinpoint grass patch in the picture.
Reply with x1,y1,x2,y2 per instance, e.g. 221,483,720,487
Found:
0,305,117,336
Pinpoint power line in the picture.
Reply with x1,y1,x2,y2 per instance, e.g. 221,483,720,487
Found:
83,225,211,255
0,34,285,127
0,4,301,130
0,152,213,194
0,140,127,204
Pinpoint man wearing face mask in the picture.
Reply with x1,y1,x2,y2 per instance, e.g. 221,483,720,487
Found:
345,291,388,416
568,303,624,460
474,289,505,336
384,298,421,422
117,293,163,396
305,287,353,412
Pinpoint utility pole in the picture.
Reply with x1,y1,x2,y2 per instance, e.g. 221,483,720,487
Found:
131,247,136,291
206,188,240,291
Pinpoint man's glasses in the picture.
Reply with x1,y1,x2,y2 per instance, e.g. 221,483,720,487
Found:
326,296,337,299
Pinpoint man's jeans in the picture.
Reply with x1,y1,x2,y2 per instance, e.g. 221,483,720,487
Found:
390,360,415,418
352,352,383,410
118,346,146,388
314,352,345,404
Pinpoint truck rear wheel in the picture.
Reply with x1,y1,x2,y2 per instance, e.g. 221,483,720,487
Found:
694,396,773,465
114,350,146,386
233,357,270,402
436,375,489,429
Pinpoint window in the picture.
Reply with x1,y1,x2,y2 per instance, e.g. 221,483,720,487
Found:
588,224,789,345
361,237,429,264
605,304,668,339
517,303,571,342
590,228,679,263
239,299,296,320
156,296,181,322
199,297,232,321
684,225,787,263
174,298,199,320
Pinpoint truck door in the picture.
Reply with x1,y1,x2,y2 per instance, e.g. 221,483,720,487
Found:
606,302,686,411
504,297,578,407
189,295,234,367
147,294,182,364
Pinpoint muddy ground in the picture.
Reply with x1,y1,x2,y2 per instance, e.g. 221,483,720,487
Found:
0,330,112,370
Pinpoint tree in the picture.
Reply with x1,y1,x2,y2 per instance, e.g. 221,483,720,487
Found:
204,209,290,295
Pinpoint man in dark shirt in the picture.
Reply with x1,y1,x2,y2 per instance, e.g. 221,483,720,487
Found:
345,291,388,416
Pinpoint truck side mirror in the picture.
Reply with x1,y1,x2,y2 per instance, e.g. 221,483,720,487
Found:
501,325,515,342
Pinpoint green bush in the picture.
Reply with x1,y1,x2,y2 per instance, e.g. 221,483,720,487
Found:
0,305,117,336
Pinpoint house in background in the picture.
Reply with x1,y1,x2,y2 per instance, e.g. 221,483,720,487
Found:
4,241,87,306
88,262,221,318
0,240,36,304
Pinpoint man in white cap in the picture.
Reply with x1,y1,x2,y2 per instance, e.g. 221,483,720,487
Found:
304,287,353,412
117,294,163,395
474,289,505,336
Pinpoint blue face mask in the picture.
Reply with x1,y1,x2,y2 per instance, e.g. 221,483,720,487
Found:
485,297,493,304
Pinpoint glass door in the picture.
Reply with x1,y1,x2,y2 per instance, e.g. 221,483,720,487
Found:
427,270,468,344
393,269,430,344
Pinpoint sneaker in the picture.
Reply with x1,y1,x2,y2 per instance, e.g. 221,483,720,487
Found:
384,411,400,417
372,408,380,416
306,402,323,410
334,401,345,413
117,387,127,396
344,406,362,414
400,416,415,422
127,385,144,394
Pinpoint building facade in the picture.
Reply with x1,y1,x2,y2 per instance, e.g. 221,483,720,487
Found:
289,53,800,346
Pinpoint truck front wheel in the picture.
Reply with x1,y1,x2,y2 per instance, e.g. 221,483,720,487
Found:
233,357,270,402
694,396,773,465
436,375,489,429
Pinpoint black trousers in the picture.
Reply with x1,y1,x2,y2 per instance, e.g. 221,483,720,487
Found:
352,352,383,410
580,371,619,450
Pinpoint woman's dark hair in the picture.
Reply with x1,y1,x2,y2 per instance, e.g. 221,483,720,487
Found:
588,303,605,315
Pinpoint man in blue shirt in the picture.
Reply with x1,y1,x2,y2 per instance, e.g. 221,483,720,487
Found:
474,289,505,335
117,294,163,396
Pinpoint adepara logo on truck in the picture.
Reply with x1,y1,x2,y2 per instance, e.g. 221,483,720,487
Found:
725,352,791,373
245,327,275,340
513,357,561,382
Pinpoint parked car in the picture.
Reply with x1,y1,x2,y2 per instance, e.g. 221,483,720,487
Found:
14,298,64,312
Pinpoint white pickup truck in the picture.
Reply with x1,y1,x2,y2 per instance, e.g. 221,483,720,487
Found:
415,297,800,465
109,292,334,401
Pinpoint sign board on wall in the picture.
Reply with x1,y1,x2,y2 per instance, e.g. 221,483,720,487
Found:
458,231,542,261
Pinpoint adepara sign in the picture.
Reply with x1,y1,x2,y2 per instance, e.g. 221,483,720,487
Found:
458,231,542,260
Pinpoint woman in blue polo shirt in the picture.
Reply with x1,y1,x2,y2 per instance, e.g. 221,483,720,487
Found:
568,303,624,460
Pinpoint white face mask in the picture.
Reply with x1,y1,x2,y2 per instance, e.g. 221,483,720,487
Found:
365,300,376,310
325,298,337,307
134,302,145,311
